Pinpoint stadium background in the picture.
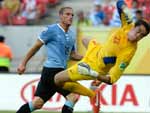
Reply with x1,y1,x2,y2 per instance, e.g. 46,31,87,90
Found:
0,0,150,113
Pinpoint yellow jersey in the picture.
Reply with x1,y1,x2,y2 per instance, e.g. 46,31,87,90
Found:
88,0,137,83
68,0,137,83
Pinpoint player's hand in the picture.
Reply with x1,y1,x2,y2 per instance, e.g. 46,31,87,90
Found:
122,6,132,20
17,63,26,75
90,80,102,90
78,62,99,77
91,80,102,86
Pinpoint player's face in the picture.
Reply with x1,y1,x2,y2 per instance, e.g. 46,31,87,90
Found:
128,25,147,42
60,8,74,26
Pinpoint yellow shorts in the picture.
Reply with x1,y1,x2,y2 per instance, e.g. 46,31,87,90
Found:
67,39,102,81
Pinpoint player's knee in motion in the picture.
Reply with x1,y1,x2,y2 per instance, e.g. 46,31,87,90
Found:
32,97,44,109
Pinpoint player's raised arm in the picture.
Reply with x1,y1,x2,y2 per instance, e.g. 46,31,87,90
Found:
116,0,132,26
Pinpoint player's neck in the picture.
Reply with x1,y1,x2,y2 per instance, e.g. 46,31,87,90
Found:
59,23,69,32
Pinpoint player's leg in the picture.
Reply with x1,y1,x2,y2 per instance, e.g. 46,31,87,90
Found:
54,66,96,98
16,67,62,113
16,75,48,113
16,102,33,113
55,39,100,98
38,67,79,113
16,83,46,113
62,94,80,113
61,38,92,107
57,84,80,113
63,81,96,98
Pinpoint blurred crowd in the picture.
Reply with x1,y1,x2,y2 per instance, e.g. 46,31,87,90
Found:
0,0,150,26
0,0,60,25
76,0,150,27
0,0,150,73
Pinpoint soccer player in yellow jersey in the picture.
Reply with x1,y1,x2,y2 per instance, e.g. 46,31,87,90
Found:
54,0,150,98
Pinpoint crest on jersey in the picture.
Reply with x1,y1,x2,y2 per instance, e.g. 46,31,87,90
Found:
119,62,127,71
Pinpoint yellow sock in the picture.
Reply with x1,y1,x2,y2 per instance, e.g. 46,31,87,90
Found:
63,82,96,98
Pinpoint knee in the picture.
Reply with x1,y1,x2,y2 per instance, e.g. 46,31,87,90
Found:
32,97,44,109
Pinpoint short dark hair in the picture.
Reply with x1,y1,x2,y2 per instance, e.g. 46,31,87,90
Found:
59,7,72,15
0,35,5,42
135,19,150,36
136,10,142,14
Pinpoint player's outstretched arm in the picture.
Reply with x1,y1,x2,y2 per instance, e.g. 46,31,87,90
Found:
17,39,43,75
70,51,83,61
116,0,132,26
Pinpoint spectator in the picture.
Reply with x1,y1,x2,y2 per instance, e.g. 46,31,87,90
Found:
36,0,48,19
89,1,106,26
109,9,121,27
21,0,40,25
0,1,11,25
135,10,143,21
0,35,13,72
76,10,91,27
143,3,150,22
102,0,115,25
3,0,21,16
130,0,138,22
125,0,132,8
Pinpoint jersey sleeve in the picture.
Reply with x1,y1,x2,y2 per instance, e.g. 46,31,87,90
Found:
109,48,136,84
116,0,132,27
38,26,52,44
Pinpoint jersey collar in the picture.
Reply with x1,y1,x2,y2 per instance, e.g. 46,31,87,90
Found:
57,23,66,33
